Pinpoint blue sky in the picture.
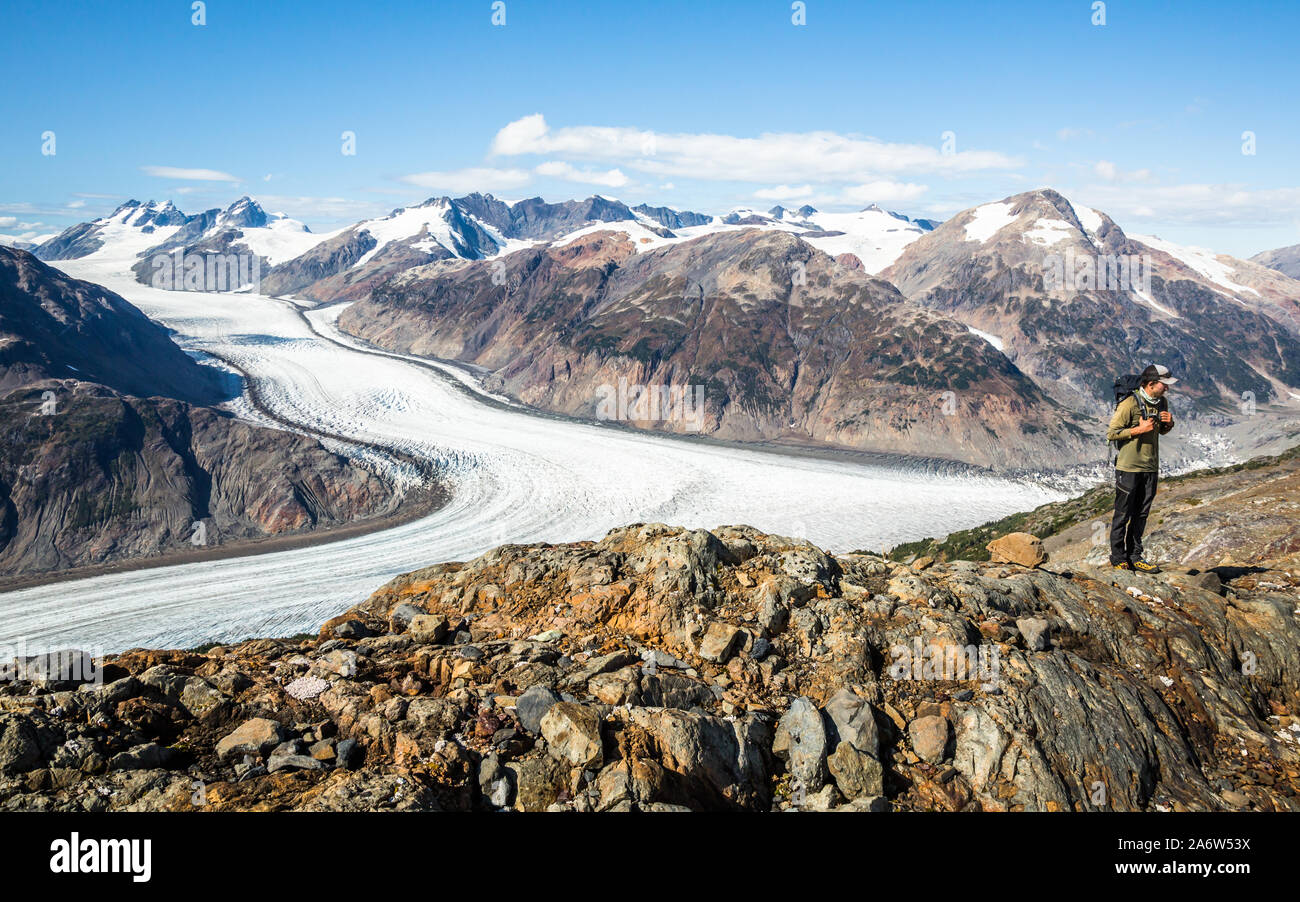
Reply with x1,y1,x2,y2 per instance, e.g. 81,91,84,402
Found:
2,0,1298,256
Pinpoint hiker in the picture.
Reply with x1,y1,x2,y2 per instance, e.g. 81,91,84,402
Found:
1107,364,1177,572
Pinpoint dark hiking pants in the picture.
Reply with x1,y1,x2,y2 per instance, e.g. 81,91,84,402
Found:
1110,469,1158,564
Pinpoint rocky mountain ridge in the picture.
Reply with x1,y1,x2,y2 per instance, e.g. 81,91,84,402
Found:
33,193,939,303
883,189,1300,414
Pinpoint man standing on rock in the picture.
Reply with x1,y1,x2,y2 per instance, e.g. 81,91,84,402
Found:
1107,364,1177,572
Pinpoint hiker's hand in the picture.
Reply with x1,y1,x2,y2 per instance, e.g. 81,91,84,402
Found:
1130,418,1155,435
1159,411,1172,425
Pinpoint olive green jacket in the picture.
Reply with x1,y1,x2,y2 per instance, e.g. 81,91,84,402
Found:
1107,393,1174,473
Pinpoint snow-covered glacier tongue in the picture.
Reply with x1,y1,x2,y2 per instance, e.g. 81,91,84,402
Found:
0,256,1069,652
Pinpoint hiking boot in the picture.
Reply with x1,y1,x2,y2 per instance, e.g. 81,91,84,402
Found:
1131,558,1161,573
1111,561,1133,571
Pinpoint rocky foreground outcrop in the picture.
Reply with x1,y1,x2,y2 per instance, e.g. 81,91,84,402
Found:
2,523,1296,812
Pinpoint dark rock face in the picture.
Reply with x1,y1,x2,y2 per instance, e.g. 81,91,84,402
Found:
0,384,402,577
128,228,263,289
218,196,270,230
337,229,1095,471
259,229,378,298
0,246,404,579
459,194,637,241
632,203,712,230
0,247,226,402
2,507,1297,812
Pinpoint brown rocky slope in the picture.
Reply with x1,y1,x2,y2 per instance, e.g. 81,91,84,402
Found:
0,382,405,579
336,229,1094,472
2,509,1295,811
0,247,412,579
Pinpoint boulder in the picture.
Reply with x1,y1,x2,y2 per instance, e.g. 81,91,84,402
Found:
909,715,950,764
333,619,373,640
1016,617,1051,652
773,696,829,788
216,718,287,760
319,649,358,678
0,716,46,775
626,707,773,810
109,743,175,771
698,622,744,663
268,752,327,773
178,677,225,717
827,741,884,798
540,702,604,769
408,614,450,645
389,603,427,632
515,685,561,734
595,759,666,810
335,738,363,770
823,687,880,757
506,755,569,812
986,532,1048,568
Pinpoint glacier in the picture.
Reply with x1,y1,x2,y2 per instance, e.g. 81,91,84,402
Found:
0,254,1069,652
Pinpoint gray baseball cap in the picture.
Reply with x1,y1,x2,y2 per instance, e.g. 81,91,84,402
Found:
1140,363,1178,385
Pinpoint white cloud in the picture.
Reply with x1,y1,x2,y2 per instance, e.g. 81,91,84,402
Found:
492,114,552,155
1056,127,1093,141
141,165,240,182
534,160,629,187
840,180,929,205
490,114,1022,183
398,166,532,193
1066,182,1300,227
0,216,47,230
1093,160,1153,183
0,202,68,217
254,194,393,225
753,184,814,201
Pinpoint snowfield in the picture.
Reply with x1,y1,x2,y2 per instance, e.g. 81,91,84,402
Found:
1133,233,1262,299
0,254,1068,652
964,202,1017,243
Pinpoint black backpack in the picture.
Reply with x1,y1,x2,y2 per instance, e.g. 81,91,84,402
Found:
1108,373,1165,462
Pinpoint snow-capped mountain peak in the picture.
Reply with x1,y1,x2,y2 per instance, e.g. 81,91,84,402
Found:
108,199,187,229
215,195,272,230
